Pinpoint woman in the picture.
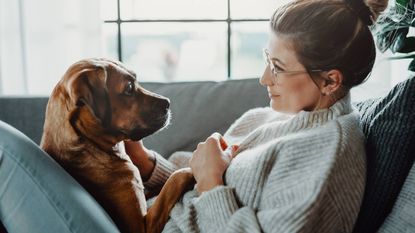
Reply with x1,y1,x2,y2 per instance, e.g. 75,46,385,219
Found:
124,0,388,232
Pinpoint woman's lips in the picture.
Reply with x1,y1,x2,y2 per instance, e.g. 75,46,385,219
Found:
268,94,279,98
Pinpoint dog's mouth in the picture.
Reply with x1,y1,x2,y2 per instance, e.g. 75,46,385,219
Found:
128,110,171,141
128,128,155,141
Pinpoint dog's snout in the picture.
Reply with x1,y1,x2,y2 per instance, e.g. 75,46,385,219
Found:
161,98,170,109
153,97,170,110
141,89,170,110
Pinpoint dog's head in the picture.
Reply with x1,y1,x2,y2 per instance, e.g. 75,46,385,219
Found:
42,58,170,151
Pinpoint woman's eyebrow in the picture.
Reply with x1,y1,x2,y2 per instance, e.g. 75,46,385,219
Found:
270,57,286,67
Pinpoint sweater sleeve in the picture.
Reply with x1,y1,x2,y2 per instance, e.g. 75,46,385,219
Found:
193,182,334,233
193,174,344,233
192,125,365,233
143,151,177,191
193,186,262,233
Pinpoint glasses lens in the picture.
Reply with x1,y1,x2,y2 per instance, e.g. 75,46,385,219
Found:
263,50,270,65
263,49,278,83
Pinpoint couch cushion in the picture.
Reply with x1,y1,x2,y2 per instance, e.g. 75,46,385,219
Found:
141,78,268,157
353,75,415,233
378,161,415,233
0,79,268,153
0,97,48,144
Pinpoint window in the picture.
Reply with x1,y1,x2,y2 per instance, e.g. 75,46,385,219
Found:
101,0,412,101
0,0,103,96
101,0,290,82
0,0,412,101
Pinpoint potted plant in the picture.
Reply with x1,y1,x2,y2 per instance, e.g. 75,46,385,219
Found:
376,0,415,70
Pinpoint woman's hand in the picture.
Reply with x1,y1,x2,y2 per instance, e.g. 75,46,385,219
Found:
190,133,239,194
124,140,156,181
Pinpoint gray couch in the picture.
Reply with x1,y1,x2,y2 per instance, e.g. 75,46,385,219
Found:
0,79,268,157
0,78,414,233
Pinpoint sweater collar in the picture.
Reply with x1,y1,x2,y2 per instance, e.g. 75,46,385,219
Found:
293,93,353,127
232,94,353,152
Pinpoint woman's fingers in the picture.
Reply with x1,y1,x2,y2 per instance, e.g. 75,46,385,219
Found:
210,132,228,150
231,145,240,158
219,137,228,150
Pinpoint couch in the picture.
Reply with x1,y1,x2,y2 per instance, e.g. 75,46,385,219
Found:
0,78,414,233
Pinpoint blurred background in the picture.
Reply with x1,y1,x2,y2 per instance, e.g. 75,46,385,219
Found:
0,0,411,101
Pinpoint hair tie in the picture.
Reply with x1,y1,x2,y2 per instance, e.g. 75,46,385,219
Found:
345,0,374,25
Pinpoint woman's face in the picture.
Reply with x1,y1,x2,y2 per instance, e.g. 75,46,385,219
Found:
260,33,323,113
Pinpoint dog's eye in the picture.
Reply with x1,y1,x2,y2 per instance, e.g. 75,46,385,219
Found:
123,82,134,96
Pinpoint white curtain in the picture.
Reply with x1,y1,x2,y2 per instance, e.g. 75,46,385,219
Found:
0,0,103,95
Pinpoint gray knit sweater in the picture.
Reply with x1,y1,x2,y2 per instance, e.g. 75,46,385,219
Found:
144,94,366,233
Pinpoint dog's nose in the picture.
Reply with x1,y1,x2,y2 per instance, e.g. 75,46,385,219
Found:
164,98,170,109
159,98,170,109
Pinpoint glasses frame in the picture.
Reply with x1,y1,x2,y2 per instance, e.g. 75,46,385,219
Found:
263,49,324,83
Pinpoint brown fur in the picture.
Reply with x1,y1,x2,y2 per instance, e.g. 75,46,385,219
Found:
40,58,195,233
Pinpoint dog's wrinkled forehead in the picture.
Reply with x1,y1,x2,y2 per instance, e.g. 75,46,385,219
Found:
99,58,137,79
60,58,136,107
107,62,137,80
67,58,136,79
63,58,136,97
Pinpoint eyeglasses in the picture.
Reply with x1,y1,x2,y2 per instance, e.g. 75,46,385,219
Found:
263,49,323,83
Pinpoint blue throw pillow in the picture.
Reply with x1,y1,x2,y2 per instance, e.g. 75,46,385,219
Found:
353,75,415,233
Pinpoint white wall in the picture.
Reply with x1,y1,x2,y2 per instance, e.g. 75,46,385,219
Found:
0,0,102,96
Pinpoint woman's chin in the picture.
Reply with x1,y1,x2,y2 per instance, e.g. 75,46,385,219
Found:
270,100,297,113
270,100,281,111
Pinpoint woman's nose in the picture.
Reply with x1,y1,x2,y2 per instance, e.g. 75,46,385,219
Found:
260,66,273,87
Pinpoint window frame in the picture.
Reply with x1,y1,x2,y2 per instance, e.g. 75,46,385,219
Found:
103,0,269,79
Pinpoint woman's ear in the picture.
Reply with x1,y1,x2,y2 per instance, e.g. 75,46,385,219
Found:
321,69,343,95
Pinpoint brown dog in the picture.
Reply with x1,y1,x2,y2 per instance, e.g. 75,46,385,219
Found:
40,58,195,233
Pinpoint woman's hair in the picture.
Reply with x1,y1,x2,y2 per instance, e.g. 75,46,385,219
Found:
270,0,388,90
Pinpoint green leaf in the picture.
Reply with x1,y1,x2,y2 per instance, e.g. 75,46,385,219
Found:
377,27,409,53
396,0,410,13
408,59,415,71
391,28,410,53
395,37,415,53
396,0,409,6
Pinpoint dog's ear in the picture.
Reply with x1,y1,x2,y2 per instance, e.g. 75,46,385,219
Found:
67,66,111,126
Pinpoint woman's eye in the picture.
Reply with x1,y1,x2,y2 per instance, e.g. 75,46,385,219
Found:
274,65,284,72
123,82,134,96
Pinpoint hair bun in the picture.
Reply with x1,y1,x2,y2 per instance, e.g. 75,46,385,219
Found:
345,0,374,25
